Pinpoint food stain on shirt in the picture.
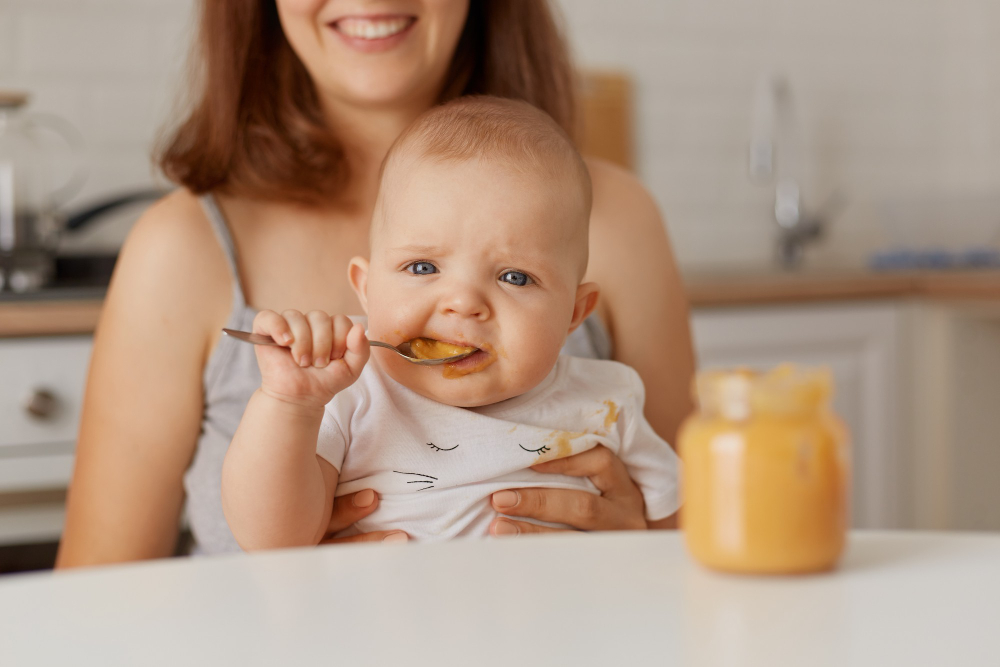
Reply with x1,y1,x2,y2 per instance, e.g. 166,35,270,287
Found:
537,429,589,463
603,400,620,429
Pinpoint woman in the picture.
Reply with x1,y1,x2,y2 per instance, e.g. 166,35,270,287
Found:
56,0,695,566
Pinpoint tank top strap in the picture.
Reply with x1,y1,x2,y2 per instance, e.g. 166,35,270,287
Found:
199,193,247,310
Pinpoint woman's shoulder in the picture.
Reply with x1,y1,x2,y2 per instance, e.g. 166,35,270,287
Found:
581,156,675,296
584,156,663,235
109,189,232,334
126,189,217,253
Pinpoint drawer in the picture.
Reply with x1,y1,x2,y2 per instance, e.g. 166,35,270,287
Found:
0,336,93,449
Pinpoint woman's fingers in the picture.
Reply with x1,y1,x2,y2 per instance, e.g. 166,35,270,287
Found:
319,531,409,545
325,488,380,534
490,445,648,531
491,487,643,531
488,516,573,537
319,489,408,544
531,445,640,499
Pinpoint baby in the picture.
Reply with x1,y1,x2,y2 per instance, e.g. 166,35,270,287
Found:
222,97,680,549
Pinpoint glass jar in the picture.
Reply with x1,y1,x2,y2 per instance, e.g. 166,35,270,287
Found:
678,365,850,574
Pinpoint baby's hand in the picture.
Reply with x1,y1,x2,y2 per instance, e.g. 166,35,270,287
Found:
252,309,370,409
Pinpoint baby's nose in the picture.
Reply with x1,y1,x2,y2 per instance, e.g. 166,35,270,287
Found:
438,287,490,321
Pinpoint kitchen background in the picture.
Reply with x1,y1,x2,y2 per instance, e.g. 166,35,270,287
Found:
2,0,999,266
2,0,999,569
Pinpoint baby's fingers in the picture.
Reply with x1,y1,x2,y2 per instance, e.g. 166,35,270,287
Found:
252,309,294,346
282,310,313,367
307,310,334,368
341,323,370,377
329,315,355,363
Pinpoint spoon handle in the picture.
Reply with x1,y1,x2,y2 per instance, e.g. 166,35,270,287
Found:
221,328,395,351
221,329,282,346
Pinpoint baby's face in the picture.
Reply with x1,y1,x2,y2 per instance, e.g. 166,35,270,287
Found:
352,157,593,408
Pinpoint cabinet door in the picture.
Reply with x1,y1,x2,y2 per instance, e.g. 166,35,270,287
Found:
0,336,93,492
691,302,903,529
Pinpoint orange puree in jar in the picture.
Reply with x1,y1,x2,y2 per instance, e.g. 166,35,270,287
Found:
409,338,476,360
678,365,849,574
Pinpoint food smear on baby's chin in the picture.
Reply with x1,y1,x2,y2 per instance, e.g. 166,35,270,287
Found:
442,342,497,379
603,400,620,429
409,337,476,360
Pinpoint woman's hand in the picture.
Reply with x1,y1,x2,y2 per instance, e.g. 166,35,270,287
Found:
318,489,409,544
487,445,657,536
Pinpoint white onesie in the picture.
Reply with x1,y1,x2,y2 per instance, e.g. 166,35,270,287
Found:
318,354,680,541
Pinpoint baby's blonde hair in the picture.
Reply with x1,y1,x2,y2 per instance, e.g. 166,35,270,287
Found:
373,96,593,258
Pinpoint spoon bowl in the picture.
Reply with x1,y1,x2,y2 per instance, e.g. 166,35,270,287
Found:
221,328,476,366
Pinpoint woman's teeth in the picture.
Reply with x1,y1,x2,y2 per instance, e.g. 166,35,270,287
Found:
335,17,412,40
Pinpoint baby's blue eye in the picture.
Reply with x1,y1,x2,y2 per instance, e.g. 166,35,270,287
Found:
407,261,437,275
499,270,532,286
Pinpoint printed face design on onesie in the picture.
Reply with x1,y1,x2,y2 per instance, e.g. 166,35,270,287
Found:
351,156,594,409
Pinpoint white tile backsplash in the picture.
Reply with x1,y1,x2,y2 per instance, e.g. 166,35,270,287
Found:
557,0,1000,269
1,0,998,266
0,9,15,75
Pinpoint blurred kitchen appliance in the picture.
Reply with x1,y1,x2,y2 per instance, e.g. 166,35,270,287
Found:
0,91,87,293
749,74,844,269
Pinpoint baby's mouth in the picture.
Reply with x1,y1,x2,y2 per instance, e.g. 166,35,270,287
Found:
408,337,478,361
405,337,496,378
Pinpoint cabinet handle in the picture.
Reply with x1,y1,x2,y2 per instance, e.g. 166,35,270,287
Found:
24,388,58,420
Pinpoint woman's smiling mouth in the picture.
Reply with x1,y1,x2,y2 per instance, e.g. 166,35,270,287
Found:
331,15,416,42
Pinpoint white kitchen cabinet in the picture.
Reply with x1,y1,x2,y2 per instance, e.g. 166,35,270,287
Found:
0,335,92,544
691,301,906,529
903,302,1000,532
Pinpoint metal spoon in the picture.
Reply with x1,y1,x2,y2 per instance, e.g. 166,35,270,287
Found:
221,328,476,366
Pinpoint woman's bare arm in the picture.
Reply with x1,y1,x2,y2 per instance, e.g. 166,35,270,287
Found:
585,158,696,449
56,191,232,567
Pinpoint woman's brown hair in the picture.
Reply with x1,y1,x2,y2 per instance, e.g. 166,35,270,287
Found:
157,1,576,205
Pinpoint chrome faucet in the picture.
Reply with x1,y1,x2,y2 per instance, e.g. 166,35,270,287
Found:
749,74,842,269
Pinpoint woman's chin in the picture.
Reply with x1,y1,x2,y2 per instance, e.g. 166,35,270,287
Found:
321,69,436,111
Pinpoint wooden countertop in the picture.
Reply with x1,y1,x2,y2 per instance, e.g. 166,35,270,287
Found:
684,268,1000,307
4,270,1000,337
0,299,104,338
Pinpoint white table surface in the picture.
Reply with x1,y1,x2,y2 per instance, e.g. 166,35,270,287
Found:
1,530,999,666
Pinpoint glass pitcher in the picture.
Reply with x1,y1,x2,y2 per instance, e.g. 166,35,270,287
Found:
0,91,86,292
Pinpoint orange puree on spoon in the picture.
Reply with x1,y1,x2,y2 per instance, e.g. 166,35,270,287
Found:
409,338,476,360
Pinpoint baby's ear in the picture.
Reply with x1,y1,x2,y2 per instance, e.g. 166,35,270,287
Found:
568,282,600,334
348,257,370,314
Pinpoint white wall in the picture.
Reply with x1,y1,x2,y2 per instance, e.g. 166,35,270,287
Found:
2,0,998,268
555,0,1000,269
0,0,193,250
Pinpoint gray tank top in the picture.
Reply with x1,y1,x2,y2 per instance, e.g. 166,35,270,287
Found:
184,193,614,554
